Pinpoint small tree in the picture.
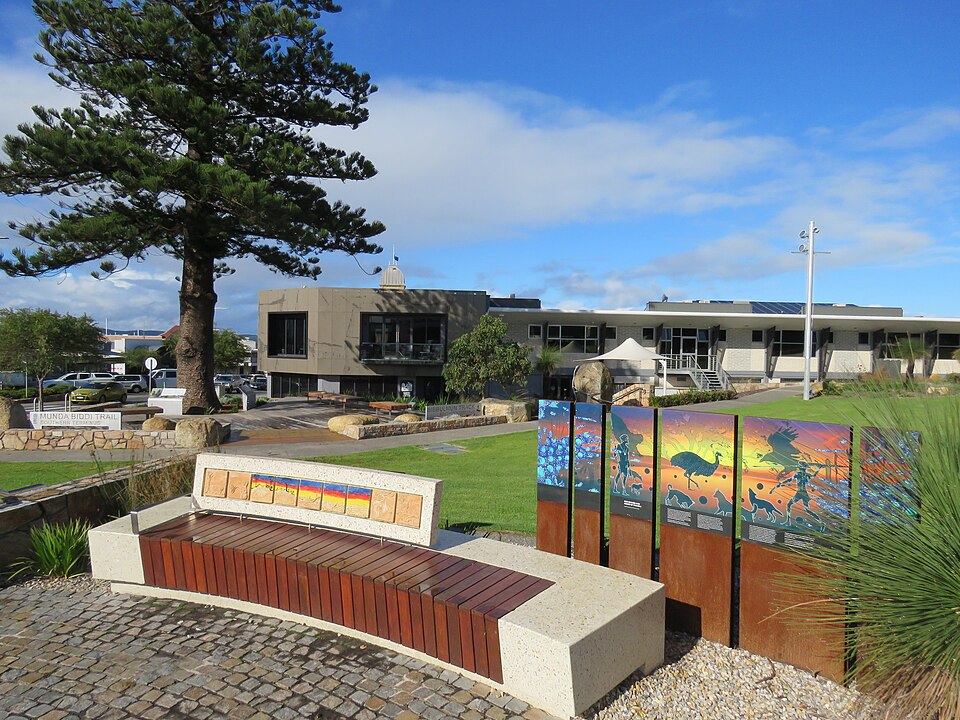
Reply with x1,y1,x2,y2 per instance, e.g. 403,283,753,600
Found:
0,308,103,408
121,345,158,374
534,345,562,398
164,329,249,372
443,316,532,399
888,337,930,381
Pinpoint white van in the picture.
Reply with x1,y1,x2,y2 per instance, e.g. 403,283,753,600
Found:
149,368,178,389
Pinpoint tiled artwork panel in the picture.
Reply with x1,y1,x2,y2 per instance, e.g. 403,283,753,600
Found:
201,469,423,529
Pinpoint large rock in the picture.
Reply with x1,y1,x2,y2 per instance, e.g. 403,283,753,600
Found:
573,361,613,403
175,418,227,448
394,413,421,423
142,416,176,431
0,397,29,430
480,398,533,423
327,414,379,434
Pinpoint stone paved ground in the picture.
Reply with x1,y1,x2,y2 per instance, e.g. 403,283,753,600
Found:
0,577,557,720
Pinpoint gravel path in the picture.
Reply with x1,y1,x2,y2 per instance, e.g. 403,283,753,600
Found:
0,576,880,720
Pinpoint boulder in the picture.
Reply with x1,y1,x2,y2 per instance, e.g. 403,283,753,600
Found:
479,398,533,423
573,361,613,403
0,397,29,430
327,414,379,434
175,418,227,448
142,416,176,431
394,413,421,423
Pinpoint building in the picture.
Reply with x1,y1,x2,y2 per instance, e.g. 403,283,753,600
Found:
258,265,960,398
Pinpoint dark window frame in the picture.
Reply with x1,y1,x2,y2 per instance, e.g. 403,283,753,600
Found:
545,324,602,354
267,312,308,358
359,313,447,364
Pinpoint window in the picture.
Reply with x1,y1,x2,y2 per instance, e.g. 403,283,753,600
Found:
604,326,617,340
641,327,654,341
360,314,446,364
267,313,307,357
528,324,542,340
858,332,870,345
752,330,764,343
772,330,825,357
718,329,727,342
937,333,960,358
546,325,600,354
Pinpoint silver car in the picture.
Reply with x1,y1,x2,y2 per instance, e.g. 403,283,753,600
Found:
113,374,148,393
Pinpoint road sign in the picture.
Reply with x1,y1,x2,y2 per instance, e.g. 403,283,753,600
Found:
144,357,158,371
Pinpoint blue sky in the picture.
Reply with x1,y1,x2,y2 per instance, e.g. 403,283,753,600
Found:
2,0,959,332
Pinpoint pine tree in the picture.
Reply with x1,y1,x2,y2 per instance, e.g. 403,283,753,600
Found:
0,0,384,412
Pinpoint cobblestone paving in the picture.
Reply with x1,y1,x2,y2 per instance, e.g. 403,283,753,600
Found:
0,577,558,720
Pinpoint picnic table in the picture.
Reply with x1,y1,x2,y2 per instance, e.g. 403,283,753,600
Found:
306,391,365,410
368,400,412,416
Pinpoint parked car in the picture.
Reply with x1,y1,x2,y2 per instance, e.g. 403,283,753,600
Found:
249,375,267,391
113,374,148,393
42,372,115,389
214,374,247,393
149,368,178,389
69,381,128,404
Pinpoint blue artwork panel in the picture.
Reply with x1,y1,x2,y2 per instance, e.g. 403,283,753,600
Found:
573,403,604,494
537,400,572,488
860,426,920,524
609,406,656,521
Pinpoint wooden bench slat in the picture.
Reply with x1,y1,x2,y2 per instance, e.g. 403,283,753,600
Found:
140,515,555,681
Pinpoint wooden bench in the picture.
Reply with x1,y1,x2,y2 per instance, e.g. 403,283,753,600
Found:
89,454,664,717
368,400,412,416
306,391,365,410
117,406,164,420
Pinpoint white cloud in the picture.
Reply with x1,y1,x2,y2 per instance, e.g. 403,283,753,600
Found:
849,106,960,150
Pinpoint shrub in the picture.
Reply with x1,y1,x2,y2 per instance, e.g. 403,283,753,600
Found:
8,520,91,579
787,394,960,718
113,456,195,513
648,389,737,408
819,379,846,395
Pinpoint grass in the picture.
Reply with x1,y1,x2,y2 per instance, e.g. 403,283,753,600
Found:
710,394,952,427
304,432,538,535
0,462,129,492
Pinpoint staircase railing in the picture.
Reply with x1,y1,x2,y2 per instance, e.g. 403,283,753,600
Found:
660,354,732,391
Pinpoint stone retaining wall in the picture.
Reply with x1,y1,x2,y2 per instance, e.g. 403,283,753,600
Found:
0,453,197,570
342,414,507,440
0,428,177,451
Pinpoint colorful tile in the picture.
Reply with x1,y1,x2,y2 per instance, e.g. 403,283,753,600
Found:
370,489,397,523
250,474,275,504
272,476,299,507
226,471,251,500
297,479,324,511
202,469,228,498
322,483,347,514
346,486,373,518
395,493,423,528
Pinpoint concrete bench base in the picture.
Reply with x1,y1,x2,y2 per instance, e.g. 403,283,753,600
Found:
89,499,664,718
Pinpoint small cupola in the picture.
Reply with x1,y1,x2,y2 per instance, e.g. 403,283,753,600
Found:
379,251,406,290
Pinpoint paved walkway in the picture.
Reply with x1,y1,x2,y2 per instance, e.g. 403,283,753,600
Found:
687,386,803,411
0,577,556,720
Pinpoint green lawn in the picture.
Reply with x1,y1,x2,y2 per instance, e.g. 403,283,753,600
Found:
304,432,538,535
0,462,128,492
711,394,953,427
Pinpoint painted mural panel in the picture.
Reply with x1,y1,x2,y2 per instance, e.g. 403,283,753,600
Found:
860,426,920,523
658,410,736,536
573,403,604,494
609,406,656,521
741,417,851,548
537,401,572,489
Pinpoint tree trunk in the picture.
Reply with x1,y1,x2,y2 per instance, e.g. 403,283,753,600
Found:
178,244,220,414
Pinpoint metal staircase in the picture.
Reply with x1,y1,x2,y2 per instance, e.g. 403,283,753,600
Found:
662,354,732,391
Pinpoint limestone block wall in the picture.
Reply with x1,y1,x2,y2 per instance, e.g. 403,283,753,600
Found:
0,428,177,451
342,414,507,439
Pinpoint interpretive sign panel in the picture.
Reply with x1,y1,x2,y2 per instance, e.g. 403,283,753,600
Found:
657,409,736,644
424,402,482,420
658,410,736,537
740,417,852,548
860,426,920,523
30,411,121,430
608,406,656,577
573,403,605,564
536,400,573,556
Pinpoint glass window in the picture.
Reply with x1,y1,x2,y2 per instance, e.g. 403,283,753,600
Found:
267,313,307,357
545,325,601,354
937,332,960,357
528,325,542,339
641,327,654,341
858,332,870,345
773,330,808,357
360,314,446,364
604,326,617,340
752,330,764,343
718,329,727,342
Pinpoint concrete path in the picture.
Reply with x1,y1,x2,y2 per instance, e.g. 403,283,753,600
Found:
0,577,554,720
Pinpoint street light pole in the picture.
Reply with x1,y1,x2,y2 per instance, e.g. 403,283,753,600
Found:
799,221,819,401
